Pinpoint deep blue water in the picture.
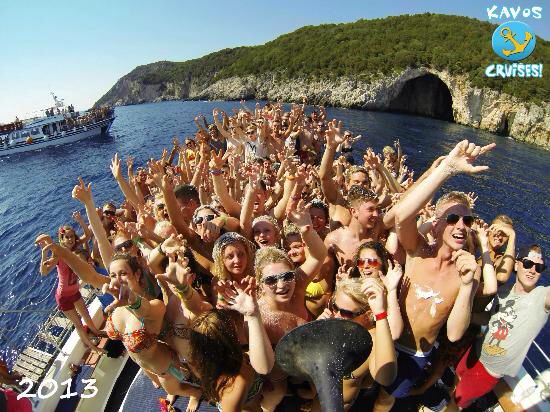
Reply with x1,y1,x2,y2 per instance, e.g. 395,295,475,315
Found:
0,100,548,373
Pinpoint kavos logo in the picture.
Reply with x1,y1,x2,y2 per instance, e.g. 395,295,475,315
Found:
492,21,536,61
485,6,543,78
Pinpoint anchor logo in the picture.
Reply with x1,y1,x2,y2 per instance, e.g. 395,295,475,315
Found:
492,21,536,62
500,27,532,56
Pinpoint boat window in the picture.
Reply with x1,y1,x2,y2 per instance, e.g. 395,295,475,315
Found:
21,131,30,138
31,128,39,135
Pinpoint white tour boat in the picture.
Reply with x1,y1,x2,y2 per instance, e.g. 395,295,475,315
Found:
0,94,115,157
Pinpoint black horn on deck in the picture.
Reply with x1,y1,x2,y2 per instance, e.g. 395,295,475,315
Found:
275,319,372,412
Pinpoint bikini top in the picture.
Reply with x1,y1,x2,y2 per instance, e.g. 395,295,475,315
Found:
105,312,158,353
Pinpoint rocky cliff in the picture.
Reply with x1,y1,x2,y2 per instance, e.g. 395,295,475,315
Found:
98,68,550,149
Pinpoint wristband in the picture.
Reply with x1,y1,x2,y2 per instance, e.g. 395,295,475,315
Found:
157,244,166,257
286,175,295,181
174,284,193,301
375,311,388,321
128,295,142,310
210,169,223,176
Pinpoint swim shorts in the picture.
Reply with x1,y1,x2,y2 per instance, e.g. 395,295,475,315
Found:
453,345,499,408
55,290,82,311
384,344,433,398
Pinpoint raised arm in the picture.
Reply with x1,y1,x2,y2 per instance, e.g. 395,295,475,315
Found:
35,234,58,275
473,224,497,296
491,223,516,284
210,149,242,218
218,280,274,375
43,242,108,289
110,153,143,210
378,260,404,340
288,200,327,282
394,140,495,252
72,177,115,268
72,211,91,246
362,279,397,386
446,250,479,342
319,120,346,204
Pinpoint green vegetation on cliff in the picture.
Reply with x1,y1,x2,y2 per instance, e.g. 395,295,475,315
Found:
97,14,549,106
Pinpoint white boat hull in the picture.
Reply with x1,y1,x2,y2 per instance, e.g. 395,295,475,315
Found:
0,117,114,157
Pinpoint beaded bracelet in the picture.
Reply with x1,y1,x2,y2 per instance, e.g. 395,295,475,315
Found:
157,244,166,257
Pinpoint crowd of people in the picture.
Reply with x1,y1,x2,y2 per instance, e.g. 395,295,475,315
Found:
6,100,546,412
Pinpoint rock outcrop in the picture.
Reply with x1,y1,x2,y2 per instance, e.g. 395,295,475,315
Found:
98,68,550,149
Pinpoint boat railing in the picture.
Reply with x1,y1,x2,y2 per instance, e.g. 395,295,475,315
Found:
2,285,99,385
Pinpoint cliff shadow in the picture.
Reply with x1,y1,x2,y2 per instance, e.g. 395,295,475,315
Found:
387,74,454,122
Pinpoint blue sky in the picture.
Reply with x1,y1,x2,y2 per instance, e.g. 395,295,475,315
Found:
1,0,547,122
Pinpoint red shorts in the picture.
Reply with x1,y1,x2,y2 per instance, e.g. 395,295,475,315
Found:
454,345,499,408
55,291,82,311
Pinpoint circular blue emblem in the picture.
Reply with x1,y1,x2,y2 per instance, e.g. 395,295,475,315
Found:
492,21,536,61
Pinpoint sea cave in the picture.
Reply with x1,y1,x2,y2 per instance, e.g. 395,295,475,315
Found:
387,74,454,122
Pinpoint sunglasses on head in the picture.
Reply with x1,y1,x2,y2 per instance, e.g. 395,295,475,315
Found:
114,240,134,252
445,213,474,227
262,271,296,286
357,258,381,269
521,259,546,273
193,214,216,225
329,298,368,319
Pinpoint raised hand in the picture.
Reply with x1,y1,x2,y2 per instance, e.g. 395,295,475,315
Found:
317,307,335,320
379,260,403,293
287,199,313,229
361,278,387,314
110,153,123,180
126,156,134,171
148,160,165,188
336,263,353,282
325,119,345,147
363,149,381,170
35,233,54,249
217,281,259,317
209,149,225,169
156,249,196,288
443,140,496,176
72,210,83,222
451,250,477,285
466,192,478,209
72,177,93,205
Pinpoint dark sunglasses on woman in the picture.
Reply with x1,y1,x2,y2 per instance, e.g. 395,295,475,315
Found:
262,271,296,286
193,214,216,225
329,298,368,319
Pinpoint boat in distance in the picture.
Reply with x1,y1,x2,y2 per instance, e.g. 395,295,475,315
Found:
0,95,115,157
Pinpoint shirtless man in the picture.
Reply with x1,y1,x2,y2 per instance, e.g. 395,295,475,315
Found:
322,185,393,277
319,120,373,227
375,139,496,410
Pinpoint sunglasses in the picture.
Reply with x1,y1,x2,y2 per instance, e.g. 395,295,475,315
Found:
445,213,474,227
329,298,368,319
114,240,134,252
521,259,546,273
103,210,116,217
262,271,296,286
156,203,165,210
246,130,255,135
193,214,216,225
357,258,381,269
